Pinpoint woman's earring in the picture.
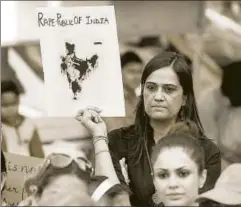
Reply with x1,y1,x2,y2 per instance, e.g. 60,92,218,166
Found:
152,192,164,207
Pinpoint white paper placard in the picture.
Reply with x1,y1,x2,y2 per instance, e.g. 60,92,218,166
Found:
37,6,125,117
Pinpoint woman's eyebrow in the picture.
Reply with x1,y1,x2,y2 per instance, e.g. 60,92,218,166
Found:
163,84,178,88
145,81,157,85
175,166,189,171
154,168,168,172
155,166,189,172
145,82,178,87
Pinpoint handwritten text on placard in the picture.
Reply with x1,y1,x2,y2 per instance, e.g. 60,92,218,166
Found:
38,12,110,27
2,152,43,206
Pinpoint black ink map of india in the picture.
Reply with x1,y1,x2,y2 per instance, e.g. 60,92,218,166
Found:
60,42,99,100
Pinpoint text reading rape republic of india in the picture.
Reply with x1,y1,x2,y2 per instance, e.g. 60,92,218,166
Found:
38,12,110,27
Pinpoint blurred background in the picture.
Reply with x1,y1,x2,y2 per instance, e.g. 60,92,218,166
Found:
1,1,241,166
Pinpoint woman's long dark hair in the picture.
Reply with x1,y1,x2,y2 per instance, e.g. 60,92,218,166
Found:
132,51,205,165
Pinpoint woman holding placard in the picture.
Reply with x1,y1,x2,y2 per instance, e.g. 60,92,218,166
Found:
76,51,221,207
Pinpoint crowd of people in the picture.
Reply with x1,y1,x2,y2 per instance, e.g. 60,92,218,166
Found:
1,49,241,206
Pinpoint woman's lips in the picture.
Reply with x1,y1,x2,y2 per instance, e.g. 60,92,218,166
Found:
166,193,184,200
152,106,167,110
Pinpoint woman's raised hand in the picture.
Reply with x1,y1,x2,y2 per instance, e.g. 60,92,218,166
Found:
75,106,107,137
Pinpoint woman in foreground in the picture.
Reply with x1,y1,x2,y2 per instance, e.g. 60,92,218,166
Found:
151,122,207,206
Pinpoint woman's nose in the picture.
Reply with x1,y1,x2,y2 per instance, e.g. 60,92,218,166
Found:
168,175,179,189
154,88,165,101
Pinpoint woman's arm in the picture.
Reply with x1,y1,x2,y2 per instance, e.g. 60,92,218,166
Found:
75,108,128,185
94,138,120,184
93,151,131,206
76,108,131,205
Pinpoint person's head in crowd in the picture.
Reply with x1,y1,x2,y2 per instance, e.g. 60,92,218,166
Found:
24,151,94,206
121,51,143,92
135,51,204,152
37,175,94,206
1,150,7,192
221,61,241,107
196,163,241,206
1,80,21,123
151,121,207,206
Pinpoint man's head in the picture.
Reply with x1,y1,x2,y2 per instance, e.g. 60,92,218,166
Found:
1,81,20,120
121,51,143,91
24,151,94,205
